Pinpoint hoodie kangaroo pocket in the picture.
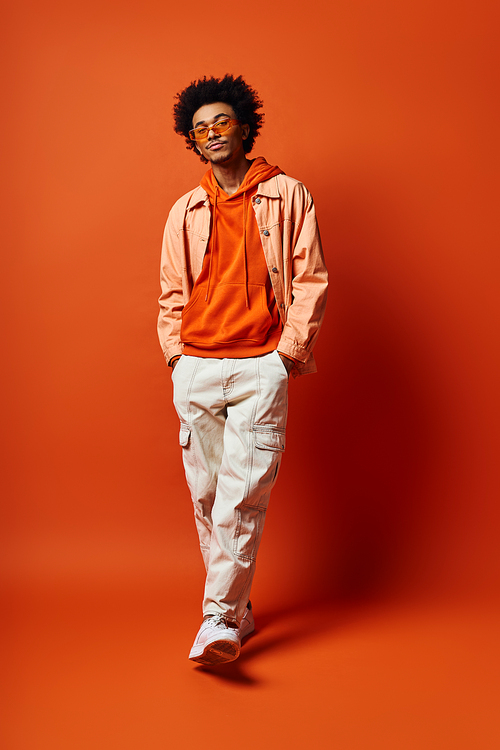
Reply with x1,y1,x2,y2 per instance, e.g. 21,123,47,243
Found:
181,283,274,346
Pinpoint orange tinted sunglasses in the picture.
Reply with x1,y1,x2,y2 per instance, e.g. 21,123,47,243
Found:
189,118,240,142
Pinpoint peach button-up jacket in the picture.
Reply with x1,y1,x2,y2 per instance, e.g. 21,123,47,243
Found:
158,173,328,377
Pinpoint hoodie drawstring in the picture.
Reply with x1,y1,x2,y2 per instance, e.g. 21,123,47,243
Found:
205,187,217,303
243,193,249,309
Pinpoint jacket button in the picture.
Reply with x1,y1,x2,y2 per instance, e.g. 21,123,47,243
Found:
255,198,261,204
272,267,279,273
280,303,285,309
263,230,270,236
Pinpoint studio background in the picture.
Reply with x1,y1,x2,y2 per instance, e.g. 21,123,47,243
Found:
2,1,499,748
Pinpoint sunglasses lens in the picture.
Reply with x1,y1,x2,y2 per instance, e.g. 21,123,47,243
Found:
212,119,230,135
190,127,207,141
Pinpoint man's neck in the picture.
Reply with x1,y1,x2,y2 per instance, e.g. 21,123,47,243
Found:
212,155,253,196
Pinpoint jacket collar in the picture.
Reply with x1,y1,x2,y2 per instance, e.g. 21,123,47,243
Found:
255,175,281,198
186,185,208,211
187,174,281,210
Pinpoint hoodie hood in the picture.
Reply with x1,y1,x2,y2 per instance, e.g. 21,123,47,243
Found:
200,157,283,200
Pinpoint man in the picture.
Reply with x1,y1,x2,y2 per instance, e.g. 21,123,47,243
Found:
158,74,328,665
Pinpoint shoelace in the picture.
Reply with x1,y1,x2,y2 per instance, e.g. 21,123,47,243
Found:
205,614,232,629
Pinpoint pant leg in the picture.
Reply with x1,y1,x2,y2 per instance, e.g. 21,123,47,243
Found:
173,351,288,626
203,350,288,624
171,355,226,570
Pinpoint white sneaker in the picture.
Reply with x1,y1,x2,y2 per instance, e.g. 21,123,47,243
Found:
189,615,241,665
238,605,255,641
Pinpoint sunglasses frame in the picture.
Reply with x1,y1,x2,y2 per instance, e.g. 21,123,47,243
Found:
189,118,240,142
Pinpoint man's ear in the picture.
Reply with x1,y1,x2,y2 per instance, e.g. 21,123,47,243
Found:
241,123,250,141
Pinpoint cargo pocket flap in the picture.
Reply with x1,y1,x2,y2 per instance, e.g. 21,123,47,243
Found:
253,426,286,452
179,424,191,447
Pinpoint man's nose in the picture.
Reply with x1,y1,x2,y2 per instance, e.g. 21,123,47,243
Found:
207,126,217,139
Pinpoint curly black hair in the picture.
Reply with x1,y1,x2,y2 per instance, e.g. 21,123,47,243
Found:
173,74,264,163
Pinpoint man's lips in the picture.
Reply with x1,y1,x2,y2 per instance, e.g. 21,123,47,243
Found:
207,141,225,151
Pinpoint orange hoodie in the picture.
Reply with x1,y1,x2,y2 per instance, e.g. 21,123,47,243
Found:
181,157,284,358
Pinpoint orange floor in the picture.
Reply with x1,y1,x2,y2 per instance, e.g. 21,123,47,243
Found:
2,583,499,750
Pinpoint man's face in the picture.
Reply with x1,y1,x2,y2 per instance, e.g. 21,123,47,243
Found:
191,102,249,165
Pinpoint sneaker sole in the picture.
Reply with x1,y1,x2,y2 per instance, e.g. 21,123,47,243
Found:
189,639,240,665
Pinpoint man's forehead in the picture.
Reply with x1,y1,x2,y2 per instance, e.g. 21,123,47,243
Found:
192,102,235,127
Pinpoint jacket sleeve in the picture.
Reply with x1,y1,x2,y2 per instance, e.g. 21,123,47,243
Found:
278,189,328,364
157,208,185,365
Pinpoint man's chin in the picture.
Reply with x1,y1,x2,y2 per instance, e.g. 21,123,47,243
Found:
207,151,230,164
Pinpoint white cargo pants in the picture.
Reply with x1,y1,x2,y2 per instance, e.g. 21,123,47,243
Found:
172,350,289,625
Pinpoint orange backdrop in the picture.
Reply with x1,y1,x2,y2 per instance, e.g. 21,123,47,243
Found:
1,0,500,746
3,0,498,600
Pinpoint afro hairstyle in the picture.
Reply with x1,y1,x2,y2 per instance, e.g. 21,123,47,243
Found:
173,74,264,163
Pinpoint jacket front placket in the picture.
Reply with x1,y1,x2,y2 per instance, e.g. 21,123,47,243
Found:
252,184,288,328
185,195,211,293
